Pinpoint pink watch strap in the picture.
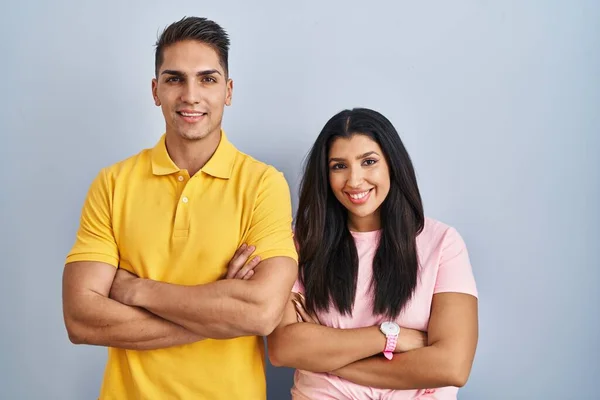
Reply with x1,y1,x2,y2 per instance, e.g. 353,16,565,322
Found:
383,334,398,360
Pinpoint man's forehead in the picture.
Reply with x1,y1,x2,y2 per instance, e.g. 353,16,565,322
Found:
160,41,224,73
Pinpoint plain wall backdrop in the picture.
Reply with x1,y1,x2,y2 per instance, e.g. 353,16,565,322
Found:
1,1,598,399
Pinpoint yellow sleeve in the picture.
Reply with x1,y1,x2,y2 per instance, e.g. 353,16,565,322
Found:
65,168,119,267
245,166,298,263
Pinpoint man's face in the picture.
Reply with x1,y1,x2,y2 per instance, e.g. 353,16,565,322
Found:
152,40,232,142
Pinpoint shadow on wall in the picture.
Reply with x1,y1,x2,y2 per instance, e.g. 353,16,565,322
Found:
264,340,295,399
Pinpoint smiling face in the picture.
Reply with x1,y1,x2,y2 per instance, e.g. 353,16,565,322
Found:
328,134,391,232
151,40,233,142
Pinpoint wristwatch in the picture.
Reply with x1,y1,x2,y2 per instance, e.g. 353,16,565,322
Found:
379,321,400,360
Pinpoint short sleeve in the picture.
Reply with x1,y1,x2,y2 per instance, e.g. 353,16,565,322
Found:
245,167,298,263
434,227,478,297
65,168,119,267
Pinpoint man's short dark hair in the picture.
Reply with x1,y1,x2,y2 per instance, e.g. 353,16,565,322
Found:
155,16,230,77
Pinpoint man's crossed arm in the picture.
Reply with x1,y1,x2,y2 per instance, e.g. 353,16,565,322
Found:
62,245,297,350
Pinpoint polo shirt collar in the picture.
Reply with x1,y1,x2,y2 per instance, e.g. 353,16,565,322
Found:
151,130,236,179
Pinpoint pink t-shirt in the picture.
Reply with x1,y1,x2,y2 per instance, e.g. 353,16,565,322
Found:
290,217,478,400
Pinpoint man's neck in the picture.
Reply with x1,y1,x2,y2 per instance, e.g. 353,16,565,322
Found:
164,130,221,177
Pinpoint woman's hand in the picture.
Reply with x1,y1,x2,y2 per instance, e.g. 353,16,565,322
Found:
291,292,322,324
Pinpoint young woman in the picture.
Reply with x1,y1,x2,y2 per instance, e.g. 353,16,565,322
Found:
231,108,478,399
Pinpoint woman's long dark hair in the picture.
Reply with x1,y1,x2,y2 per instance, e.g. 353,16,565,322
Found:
295,108,425,318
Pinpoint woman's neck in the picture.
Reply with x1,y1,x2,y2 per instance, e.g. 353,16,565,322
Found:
347,211,381,232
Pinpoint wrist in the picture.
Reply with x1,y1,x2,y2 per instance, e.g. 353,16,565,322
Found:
395,328,427,352
379,321,400,360
369,325,387,354
127,277,149,307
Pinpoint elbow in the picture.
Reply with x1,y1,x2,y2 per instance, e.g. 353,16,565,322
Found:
444,360,473,388
254,313,280,337
64,317,86,345
252,303,285,337
68,331,85,345
64,309,94,345
268,350,285,368
266,333,288,367
267,344,284,367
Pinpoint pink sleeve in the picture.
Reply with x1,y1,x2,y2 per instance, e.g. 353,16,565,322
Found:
434,227,478,298
291,233,305,293
292,278,305,294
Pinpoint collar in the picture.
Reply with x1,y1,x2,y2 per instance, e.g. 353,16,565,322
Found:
151,130,236,179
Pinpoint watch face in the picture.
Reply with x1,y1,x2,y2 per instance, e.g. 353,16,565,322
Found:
381,321,400,335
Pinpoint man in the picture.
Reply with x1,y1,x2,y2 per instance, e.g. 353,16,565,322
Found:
62,16,298,400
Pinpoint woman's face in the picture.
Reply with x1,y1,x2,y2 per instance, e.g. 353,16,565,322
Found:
328,134,391,231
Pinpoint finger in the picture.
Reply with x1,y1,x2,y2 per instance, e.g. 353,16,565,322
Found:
226,244,249,279
293,301,307,322
293,299,315,323
242,269,254,280
291,292,303,304
232,243,247,260
234,256,261,279
229,245,256,274
243,245,256,257
235,255,260,279
311,312,322,325
297,298,320,324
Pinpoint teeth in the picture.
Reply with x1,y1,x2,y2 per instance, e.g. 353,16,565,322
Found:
180,112,204,117
349,190,370,200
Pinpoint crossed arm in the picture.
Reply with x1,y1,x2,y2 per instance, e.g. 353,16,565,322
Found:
62,165,298,351
267,292,478,389
331,293,478,389
62,253,297,350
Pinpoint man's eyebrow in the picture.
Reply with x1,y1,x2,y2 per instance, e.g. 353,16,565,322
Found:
160,69,222,76
161,70,184,76
197,69,222,76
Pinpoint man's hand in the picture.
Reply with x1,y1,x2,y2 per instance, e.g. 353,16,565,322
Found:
109,268,140,306
225,244,261,280
109,245,261,306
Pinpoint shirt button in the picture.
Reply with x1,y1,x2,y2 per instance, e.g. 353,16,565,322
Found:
178,176,184,182
182,196,189,203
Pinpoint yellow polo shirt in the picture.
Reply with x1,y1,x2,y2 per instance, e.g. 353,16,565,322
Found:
66,131,297,400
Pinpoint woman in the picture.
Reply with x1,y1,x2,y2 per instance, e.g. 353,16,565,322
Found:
232,108,478,399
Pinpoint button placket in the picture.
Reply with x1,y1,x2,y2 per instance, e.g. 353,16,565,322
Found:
173,172,192,238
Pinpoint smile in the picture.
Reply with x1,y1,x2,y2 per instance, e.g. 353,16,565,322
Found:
178,111,206,117
345,189,373,204
177,111,207,123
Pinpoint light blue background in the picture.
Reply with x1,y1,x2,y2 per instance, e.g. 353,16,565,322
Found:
1,1,598,399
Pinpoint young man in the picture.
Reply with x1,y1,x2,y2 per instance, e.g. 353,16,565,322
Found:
62,16,298,400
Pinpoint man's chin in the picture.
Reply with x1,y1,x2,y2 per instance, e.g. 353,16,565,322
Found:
177,130,210,141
